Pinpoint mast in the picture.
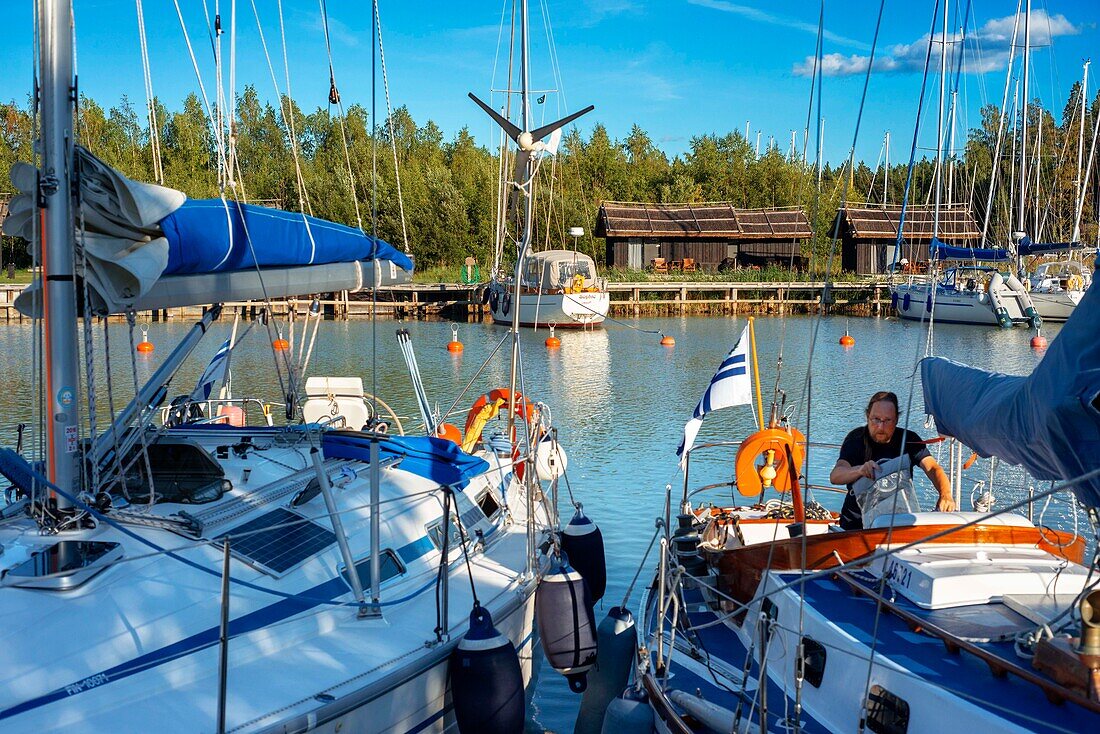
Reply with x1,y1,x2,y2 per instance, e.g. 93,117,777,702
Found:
38,0,81,510
1072,60,1090,243
883,131,890,205
932,0,948,240
1016,0,1031,269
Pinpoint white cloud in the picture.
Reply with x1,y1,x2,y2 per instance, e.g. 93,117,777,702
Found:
688,0,869,50
793,9,1080,78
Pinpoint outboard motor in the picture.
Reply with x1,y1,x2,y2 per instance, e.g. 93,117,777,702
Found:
449,605,524,734
560,505,606,603
536,560,598,693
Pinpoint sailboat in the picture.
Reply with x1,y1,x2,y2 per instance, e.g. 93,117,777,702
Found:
635,280,1100,734
889,1,1040,329
0,2,578,731
475,2,610,330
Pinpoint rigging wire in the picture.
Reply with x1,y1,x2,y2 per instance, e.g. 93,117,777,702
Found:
372,1,411,254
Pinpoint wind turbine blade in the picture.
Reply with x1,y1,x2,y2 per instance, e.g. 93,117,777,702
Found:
512,149,531,184
528,104,595,142
468,92,522,142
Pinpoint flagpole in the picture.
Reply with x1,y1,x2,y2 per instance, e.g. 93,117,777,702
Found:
749,317,764,428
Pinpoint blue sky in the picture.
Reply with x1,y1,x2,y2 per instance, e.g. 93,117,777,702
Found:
1,1,1097,165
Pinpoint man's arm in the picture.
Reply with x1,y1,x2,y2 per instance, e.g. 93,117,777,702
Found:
919,456,956,512
830,459,877,486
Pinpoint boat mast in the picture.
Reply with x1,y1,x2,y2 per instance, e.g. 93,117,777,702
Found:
1072,60,1090,243
38,0,81,510
1015,0,1031,271
932,0,948,241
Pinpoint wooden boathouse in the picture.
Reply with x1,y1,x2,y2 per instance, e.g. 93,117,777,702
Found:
595,201,812,270
837,203,981,275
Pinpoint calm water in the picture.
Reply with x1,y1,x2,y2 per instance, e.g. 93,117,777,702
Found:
0,313,1073,731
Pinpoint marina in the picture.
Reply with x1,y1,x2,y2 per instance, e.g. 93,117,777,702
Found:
1,0,1100,732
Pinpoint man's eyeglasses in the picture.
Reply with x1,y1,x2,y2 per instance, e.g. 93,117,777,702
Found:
869,417,896,426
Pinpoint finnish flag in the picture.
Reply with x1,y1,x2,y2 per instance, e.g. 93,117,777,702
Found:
676,324,753,470
190,338,232,402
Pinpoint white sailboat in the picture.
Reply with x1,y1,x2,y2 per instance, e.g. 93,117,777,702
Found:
0,3,582,731
476,5,609,330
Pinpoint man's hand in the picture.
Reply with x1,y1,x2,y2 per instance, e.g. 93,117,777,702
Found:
935,494,957,512
857,461,878,480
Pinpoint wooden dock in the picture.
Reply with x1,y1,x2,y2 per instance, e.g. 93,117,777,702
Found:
0,279,892,322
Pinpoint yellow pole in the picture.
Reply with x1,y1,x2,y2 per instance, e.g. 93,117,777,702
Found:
749,317,764,428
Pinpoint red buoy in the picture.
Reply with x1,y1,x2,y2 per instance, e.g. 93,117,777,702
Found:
545,325,561,349
839,334,855,347
660,335,675,347
1030,331,1047,350
272,338,290,351
447,324,464,353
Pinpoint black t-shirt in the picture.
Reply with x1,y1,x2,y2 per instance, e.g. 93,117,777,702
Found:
837,426,931,530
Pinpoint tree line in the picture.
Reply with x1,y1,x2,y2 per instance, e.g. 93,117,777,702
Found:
2,83,1098,272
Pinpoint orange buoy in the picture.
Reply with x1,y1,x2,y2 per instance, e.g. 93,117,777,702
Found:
545,324,561,349
839,320,855,347
447,324,464,353
660,335,675,347
1030,329,1047,350
136,324,154,353
435,422,462,445
272,338,290,351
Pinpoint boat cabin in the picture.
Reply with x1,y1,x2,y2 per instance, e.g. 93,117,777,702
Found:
521,249,600,292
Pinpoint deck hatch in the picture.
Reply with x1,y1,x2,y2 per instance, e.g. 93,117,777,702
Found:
221,507,336,576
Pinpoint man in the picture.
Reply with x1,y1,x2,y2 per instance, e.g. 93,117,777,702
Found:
830,391,956,530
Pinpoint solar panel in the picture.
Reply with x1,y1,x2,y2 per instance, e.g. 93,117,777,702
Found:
220,507,336,577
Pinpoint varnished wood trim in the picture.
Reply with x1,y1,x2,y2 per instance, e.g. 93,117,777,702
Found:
641,673,695,734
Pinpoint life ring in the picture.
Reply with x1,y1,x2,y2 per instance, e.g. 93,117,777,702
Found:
1067,274,1084,291
734,427,805,497
464,388,538,476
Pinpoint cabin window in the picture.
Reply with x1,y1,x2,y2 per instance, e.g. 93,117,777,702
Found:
865,685,909,734
476,489,501,520
800,637,826,688
118,440,229,505
0,540,123,590
761,597,779,641
341,550,404,590
427,512,467,551
559,261,592,281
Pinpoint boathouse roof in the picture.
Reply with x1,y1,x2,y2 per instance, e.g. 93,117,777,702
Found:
595,202,811,240
838,203,981,242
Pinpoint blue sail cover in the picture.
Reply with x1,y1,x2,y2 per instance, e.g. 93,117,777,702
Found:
1016,236,1087,257
322,432,490,489
921,279,1100,507
160,199,414,275
930,237,1011,262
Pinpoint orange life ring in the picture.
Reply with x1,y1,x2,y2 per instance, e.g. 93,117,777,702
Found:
734,427,805,497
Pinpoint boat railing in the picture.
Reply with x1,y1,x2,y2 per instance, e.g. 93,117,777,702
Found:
158,397,284,428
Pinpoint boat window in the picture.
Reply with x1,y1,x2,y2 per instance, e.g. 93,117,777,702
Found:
341,549,404,590
800,637,826,688
1,540,123,590
559,261,593,281
427,512,466,551
119,441,229,505
865,685,909,734
220,507,336,577
476,489,501,519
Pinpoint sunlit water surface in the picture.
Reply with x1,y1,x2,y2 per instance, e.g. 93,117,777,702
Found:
0,314,1077,731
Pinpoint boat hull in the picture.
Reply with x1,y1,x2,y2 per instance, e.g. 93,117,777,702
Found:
891,282,1033,326
1029,289,1082,322
488,286,609,328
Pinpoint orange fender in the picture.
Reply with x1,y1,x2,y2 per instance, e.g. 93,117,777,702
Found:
734,427,805,497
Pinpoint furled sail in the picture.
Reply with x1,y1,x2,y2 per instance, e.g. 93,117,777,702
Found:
1016,235,1089,257
929,237,1011,262
6,147,412,316
921,280,1100,507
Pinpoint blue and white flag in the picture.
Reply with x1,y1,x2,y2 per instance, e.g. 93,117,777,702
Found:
190,338,232,402
676,324,753,470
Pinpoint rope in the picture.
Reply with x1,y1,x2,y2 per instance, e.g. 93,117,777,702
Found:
373,1,410,253
134,0,164,184
317,0,364,232
125,311,158,509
